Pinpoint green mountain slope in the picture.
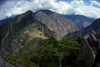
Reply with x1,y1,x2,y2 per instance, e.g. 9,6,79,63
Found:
0,10,84,67
0,10,57,55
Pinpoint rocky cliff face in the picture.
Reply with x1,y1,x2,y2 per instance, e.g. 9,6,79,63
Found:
35,10,79,36
78,30,100,67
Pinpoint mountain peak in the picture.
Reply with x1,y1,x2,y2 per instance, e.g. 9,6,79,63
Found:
36,10,54,15
24,10,33,15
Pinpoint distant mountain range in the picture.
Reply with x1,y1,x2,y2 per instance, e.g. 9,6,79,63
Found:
67,18,100,36
0,10,95,30
63,15,94,29
0,18,12,26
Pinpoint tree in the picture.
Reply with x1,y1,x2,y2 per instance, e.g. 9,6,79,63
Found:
75,35,83,44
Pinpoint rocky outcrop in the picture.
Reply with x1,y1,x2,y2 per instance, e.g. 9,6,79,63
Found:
78,30,100,67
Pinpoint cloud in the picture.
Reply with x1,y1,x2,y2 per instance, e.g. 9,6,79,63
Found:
90,1,100,6
0,0,100,20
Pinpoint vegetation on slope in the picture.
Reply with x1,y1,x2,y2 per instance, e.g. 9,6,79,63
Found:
4,35,83,67
0,10,57,55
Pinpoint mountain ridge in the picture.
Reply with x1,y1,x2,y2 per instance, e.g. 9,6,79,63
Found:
35,10,79,36
68,18,100,36
63,14,94,29
0,10,95,31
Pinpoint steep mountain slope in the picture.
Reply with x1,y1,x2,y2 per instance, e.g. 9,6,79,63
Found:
0,10,57,55
74,18,100,36
63,15,94,29
35,10,79,36
78,29,100,67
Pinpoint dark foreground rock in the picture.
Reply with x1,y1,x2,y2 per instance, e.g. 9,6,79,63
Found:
78,30,100,67
0,54,14,67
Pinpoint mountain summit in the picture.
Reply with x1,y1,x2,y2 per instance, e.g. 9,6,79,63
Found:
36,10,54,15
35,10,79,36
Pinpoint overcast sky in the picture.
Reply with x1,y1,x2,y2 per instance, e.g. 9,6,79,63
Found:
0,0,100,20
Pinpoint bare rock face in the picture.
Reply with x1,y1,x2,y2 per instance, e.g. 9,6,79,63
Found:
78,30,100,67
83,21,91,27
35,10,79,36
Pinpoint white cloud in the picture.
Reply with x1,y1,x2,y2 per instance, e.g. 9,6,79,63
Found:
0,0,100,20
90,1,100,6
